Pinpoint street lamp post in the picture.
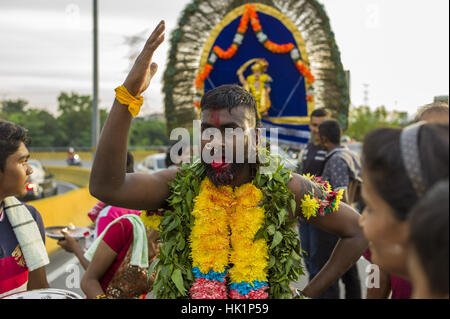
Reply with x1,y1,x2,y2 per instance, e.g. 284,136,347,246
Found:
92,0,99,159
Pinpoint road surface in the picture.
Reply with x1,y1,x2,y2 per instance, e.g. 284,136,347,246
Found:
46,240,87,298
41,160,93,169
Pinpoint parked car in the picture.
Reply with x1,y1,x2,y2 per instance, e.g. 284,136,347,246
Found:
19,160,58,201
136,153,167,174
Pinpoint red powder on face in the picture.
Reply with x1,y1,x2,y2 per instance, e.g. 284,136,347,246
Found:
211,158,224,169
210,110,221,127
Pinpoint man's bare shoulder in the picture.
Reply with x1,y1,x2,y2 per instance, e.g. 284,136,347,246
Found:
128,167,179,186
287,172,312,195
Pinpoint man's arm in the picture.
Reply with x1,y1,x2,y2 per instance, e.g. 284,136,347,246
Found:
288,173,368,298
28,267,49,291
89,21,176,210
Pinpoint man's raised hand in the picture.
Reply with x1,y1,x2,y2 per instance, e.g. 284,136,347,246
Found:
123,20,165,97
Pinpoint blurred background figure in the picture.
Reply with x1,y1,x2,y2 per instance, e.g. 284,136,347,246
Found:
415,101,449,124
297,108,330,286
408,180,449,299
360,123,449,299
317,119,363,299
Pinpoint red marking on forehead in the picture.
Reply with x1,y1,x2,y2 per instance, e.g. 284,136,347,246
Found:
211,110,221,127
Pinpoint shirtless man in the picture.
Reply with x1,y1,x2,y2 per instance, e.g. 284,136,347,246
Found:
87,21,368,299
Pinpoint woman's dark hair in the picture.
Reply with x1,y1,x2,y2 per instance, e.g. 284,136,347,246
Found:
409,180,449,296
200,84,261,128
363,123,449,220
0,120,30,171
126,151,134,173
319,119,342,145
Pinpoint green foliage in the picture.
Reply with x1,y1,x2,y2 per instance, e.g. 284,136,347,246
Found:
154,155,303,299
254,160,304,299
154,161,205,299
1,99,28,115
56,92,95,147
0,93,168,148
345,105,409,141
8,109,60,147
130,118,169,147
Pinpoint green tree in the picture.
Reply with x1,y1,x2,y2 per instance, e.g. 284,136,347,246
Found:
1,99,28,115
1,94,166,148
129,118,168,147
56,92,94,147
345,105,409,141
8,109,60,147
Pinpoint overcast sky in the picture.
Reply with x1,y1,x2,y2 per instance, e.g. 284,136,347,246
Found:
0,0,448,116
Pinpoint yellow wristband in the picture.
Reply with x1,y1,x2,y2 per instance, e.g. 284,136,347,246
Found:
115,85,144,117
93,294,108,299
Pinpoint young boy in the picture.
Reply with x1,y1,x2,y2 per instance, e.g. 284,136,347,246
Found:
0,120,49,297
408,180,449,299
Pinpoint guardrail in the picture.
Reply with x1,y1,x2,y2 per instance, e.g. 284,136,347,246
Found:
30,166,96,255
44,166,91,188
31,150,161,163
32,188,97,255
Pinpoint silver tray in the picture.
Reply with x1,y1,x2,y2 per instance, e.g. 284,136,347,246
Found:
1,288,83,299
45,226,91,240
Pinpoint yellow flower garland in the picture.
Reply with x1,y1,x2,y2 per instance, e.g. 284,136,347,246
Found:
189,178,268,284
333,190,344,212
190,179,234,274
139,211,164,230
300,195,320,220
300,174,344,219
229,183,268,284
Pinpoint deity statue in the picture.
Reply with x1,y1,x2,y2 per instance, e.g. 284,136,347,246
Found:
237,58,273,118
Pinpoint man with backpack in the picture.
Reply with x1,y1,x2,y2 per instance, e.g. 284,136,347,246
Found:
317,119,363,299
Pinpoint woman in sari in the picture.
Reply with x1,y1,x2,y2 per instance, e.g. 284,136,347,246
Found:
80,211,160,299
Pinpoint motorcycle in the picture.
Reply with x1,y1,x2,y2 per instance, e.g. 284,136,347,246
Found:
66,153,82,166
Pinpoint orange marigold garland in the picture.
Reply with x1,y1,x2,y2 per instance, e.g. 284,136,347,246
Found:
213,44,239,60
194,63,213,89
194,4,316,107
264,40,294,54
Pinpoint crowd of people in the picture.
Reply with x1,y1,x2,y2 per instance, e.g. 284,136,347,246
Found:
297,103,449,299
0,21,448,300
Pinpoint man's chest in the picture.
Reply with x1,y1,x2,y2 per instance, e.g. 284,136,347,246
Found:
0,217,25,263
0,220,28,292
